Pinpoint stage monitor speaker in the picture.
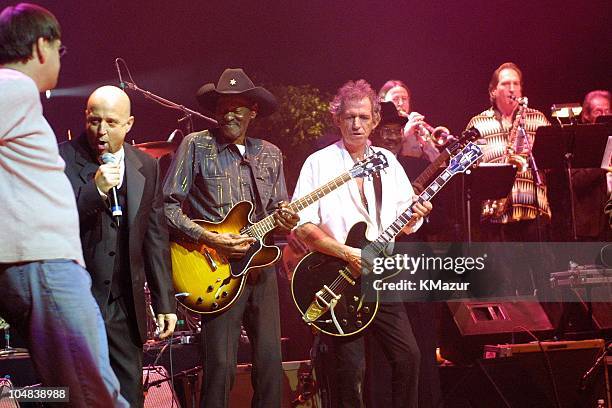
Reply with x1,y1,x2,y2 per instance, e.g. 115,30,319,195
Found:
440,299,554,364
143,366,180,408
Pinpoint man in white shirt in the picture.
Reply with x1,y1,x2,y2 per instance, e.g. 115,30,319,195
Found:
0,4,126,406
293,79,432,408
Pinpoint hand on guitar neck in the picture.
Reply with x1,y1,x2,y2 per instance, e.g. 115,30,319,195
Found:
198,229,256,259
401,196,433,235
272,201,300,233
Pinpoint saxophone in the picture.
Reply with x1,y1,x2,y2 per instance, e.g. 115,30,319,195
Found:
481,96,529,219
505,96,529,173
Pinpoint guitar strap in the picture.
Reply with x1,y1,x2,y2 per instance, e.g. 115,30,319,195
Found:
373,172,383,234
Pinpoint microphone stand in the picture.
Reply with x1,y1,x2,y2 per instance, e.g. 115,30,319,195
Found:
579,343,610,392
115,58,217,132
120,80,218,132
516,99,543,296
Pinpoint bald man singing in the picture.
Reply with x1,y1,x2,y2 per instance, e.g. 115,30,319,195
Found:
59,86,177,407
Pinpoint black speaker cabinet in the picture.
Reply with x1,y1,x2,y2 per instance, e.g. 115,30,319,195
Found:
440,299,554,364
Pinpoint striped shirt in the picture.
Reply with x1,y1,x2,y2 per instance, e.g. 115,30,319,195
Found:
466,107,551,224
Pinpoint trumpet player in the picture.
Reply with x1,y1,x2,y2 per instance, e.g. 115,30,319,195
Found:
379,80,441,162
466,62,551,241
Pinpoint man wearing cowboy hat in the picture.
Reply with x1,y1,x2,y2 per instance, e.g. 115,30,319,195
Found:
164,68,299,408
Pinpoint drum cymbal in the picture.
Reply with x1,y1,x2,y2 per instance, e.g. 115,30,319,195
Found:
133,140,177,159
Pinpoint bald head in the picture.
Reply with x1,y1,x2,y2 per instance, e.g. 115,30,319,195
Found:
85,85,134,156
87,85,131,116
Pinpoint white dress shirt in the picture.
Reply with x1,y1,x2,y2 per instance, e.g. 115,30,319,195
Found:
293,140,421,245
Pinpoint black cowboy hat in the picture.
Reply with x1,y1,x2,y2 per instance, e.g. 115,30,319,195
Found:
379,101,408,126
196,68,278,117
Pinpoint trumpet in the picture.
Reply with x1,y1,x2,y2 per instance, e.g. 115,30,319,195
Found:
399,109,457,147
420,122,457,146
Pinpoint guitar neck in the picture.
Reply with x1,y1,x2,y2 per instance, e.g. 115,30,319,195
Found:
246,171,354,238
368,167,455,254
412,149,450,190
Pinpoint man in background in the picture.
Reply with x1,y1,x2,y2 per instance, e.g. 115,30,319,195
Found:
581,89,610,123
466,62,552,295
379,79,440,162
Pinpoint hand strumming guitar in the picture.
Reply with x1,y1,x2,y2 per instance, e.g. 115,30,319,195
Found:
199,229,256,259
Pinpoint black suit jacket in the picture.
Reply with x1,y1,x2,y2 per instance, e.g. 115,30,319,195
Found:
59,134,175,343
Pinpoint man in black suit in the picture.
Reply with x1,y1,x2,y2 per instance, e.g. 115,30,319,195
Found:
59,85,177,407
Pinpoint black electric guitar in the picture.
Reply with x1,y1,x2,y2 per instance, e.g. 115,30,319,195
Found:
170,152,388,315
291,142,483,336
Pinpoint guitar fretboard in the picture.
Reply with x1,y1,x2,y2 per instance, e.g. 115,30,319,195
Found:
365,168,455,257
243,172,354,239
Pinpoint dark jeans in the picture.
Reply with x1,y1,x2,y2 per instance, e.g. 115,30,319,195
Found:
0,260,128,407
199,267,282,408
330,302,420,408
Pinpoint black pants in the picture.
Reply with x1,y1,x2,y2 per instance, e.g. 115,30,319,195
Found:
330,301,420,408
199,267,282,408
102,296,144,408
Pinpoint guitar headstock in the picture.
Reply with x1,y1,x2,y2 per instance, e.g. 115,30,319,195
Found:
349,151,389,179
448,142,483,174
446,126,482,154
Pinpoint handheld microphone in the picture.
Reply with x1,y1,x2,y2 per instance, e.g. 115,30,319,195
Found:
100,153,123,226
